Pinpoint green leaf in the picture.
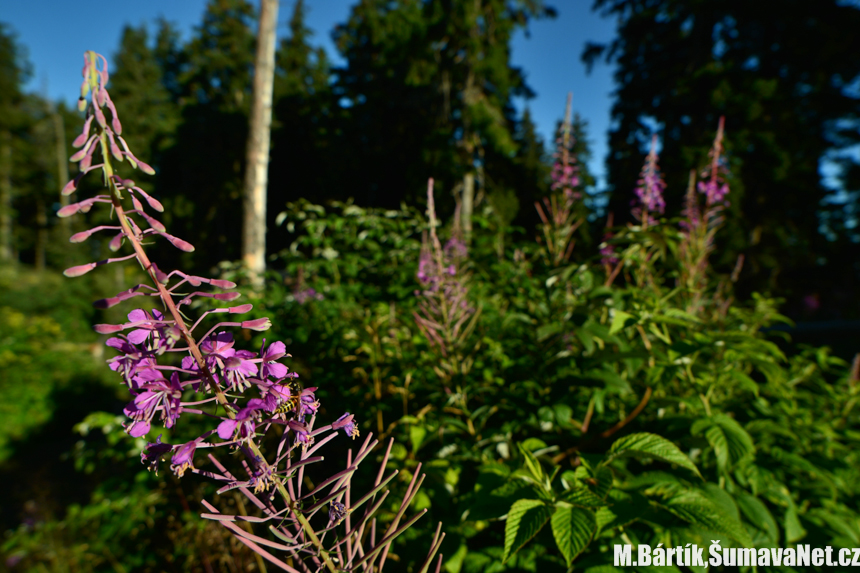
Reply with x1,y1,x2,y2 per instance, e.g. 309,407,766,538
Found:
604,432,701,478
728,369,760,396
662,489,752,547
503,499,553,563
784,504,807,543
518,443,546,484
561,485,607,508
609,310,634,335
551,504,596,566
736,492,779,544
537,321,562,342
409,425,426,452
691,415,755,471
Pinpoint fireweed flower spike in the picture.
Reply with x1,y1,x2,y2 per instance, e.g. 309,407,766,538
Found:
413,178,479,360
536,93,584,265
632,135,667,229
61,51,441,572
679,117,732,313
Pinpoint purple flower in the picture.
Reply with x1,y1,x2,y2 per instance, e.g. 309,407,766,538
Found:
417,250,433,284
126,308,165,345
329,501,347,526
170,440,198,477
217,402,263,442
201,331,235,355
141,435,172,473
697,179,729,205
124,419,151,438
260,340,289,379
600,240,619,266
224,349,258,391
444,236,468,261
294,288,324,304
333,413,360,439
297,387,320,418
248,461,275,494
288,419,314,449
123,372,183,434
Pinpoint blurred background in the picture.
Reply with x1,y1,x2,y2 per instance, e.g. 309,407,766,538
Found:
1,0,859,570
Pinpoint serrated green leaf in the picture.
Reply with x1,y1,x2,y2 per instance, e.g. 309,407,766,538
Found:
561,485,607,508
692,415,754,472
604,432,701,477
503,499,553,563
661,490,752,547
551,504,596,566
594,466,614,499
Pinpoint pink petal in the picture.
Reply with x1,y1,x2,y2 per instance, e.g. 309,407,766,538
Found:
127,329,150,344
127,421,151,438
217,420,237,440
127,309,147,322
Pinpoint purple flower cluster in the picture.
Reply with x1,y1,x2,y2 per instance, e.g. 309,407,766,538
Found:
535,94,586,266
550,94,581,202
294,287,324,304
697,116,731,206
632,135,667,227
681,116,731,238
414,180,477,356
61,51,440,572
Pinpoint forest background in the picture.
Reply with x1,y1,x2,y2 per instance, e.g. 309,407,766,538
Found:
2,0,860,571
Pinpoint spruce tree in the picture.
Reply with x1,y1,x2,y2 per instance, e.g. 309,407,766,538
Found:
157,0,256,270
583,0,860,305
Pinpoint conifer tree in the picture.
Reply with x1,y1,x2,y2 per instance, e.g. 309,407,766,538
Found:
583,0,860,302
109,25,179,166
268,0,335,246
0,23,29,263
156,0,256,270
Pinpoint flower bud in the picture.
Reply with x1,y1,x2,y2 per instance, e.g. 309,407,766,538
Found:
94,323,124,334
242,318,272,331
64,262,97,277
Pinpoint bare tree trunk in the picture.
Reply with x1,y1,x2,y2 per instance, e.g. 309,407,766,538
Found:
242,0,279,287
0,131,12,263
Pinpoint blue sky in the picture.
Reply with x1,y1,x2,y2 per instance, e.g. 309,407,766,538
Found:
3,0,618,190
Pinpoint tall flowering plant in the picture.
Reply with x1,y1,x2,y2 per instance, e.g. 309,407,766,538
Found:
413,179,479,367
678,116,731,313
631,135,666,229
535,93,584,266
61,51,442,572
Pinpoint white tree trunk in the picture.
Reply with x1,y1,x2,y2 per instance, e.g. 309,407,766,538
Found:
242,0,279,287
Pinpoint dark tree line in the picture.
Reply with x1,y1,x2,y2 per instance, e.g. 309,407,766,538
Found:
583,0,860,313
1,0,860,317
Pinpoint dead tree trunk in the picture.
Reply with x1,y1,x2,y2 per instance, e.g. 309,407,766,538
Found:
242,0,279,287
